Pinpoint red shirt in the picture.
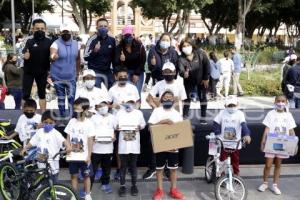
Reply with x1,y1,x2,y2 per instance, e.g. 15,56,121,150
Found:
0,86,7,103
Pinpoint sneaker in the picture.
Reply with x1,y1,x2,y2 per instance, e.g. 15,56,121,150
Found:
85,193,92,200
79,189,86,199
114,170,120,180
118,186,127,197
169,188,185,200
163,168,170,179
200,119,208,125
143,169,156,179
131,185,139,196
271,184,281,195
101,184,113,194
257,182,268,192
153,188,164,200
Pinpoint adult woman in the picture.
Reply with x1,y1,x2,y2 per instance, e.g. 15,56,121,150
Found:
147,33,179,83
114,26,146,95
50,24,80,117
209,52,221,101
178,37,210,124
2,53,23,109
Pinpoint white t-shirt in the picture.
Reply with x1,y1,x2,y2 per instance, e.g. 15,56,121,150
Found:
217,58,234,74
263,110,296,135
15,114,41,145
64,118,95,160
29,128,65,174
75,84,109,108
148,107,183,124
115,109,146,154
90,113,116,154
214,109,246,149
108,83,140,105
149,80,187,100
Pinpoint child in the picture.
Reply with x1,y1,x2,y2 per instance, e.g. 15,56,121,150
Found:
148,90,185,200
213,95,251,176
4,99,41,146
0,77,7,109
90,99,115,194
258,95,297,195
64,97,94,200
22,110,71,182
115,97,146,197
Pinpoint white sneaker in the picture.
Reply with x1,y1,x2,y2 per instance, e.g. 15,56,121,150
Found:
271,184,281,195
258,182,268,192
85,193,93,200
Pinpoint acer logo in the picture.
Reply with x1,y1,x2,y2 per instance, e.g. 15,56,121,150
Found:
165,133,179,140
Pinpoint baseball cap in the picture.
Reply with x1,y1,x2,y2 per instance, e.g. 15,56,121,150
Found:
162,62,176,71
60,23,72,32
82,69,96,77
225,95,238,106
122,26,134,35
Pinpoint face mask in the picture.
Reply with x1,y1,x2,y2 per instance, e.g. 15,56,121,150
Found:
182,46,193,55
160,41,170,49
43,124,54,133
124,35,134,45
98,27,108,38
98,106,109,115
33,30,45,40
118,77,128,86
164,74,174,82
84,80,95,89
123,103,134,112
10,61,17,65
226,107,237,114
24,112,35,119
162,100,173,109
73,111,83,119
275,102,286,110
61,33,71,41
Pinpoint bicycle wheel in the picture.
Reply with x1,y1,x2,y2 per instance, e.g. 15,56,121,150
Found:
0,162,21,200
205,156,216,183
33,183,79,200
215,175,247,200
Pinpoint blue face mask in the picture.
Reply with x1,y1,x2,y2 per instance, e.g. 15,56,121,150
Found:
43,124,55,133
226,107,237,114
98,27,108,38
160,41,170,49
124,103,134,112
124,35,134,45
162,100,174,109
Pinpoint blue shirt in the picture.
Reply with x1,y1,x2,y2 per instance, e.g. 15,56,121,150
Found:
232,53,242,73
209,59,221,80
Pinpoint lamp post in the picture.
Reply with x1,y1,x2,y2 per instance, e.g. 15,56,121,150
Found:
32,0,35,17
11,0,16,53
62,0,64,24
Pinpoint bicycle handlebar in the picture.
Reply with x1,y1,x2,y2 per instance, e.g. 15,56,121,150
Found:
206,133,246,151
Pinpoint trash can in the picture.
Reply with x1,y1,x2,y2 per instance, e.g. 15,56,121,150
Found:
181,134,194,174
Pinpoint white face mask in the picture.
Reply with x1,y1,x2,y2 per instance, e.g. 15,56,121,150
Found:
84,80,95,89
182,46,193,55
226,107,237,114
97,106,108,115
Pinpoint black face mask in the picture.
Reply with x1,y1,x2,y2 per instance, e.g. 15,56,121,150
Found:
162,100,174,109
24,112,35,119
33,30,45,40
164,75,174,82
118,77,128,86
124,36,134,45
10,61,17,65
61,33,71,42
73,111,83,119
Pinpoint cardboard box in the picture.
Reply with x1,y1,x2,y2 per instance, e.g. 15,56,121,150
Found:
264,133,299,156
150,120,193,153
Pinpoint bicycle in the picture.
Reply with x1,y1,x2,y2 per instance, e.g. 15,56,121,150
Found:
205,132,248,200
0,150,79,200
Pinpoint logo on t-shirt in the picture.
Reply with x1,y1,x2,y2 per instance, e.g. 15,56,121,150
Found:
224,127,237,140
71,137,84,152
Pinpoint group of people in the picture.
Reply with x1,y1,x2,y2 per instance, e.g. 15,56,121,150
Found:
0,17,298,200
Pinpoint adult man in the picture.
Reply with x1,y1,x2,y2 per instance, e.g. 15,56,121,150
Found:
231,47,244,96
217,51,234,97
285,58,300,108
84,18,116,89
22,19,52,111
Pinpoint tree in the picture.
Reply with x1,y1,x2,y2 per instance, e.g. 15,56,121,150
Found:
53,0,111,34
0,0,53,33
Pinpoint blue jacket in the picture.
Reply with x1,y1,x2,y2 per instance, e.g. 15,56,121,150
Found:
84,34,116,73
147,43,179,81
232,53,242,73
286,63,300,87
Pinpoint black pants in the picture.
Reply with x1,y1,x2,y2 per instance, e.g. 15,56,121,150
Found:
91,153,112,186
145,72,156,86
183,80,208,118
119,154,138,186
209,77,219,98
22,72,47,100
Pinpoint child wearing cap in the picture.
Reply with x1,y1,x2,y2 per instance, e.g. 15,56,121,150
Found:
212,95,251,175
146,62,187,110
114,96,146,197
89,99,115,194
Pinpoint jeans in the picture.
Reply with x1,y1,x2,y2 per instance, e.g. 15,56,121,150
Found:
93,70,115,89
53,79,76,117
209,77,219,98
8,88,22,109
128,70,144,96
91,153,112,186
119,154,138,186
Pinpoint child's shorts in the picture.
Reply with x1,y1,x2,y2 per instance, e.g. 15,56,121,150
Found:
265,153,289,159
69,161,93,177
155,152,178,170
